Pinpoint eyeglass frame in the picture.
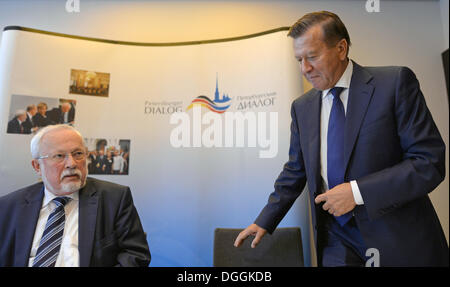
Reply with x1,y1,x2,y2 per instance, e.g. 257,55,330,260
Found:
35,150,87,163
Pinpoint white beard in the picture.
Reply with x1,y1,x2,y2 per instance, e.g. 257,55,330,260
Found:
60,180,83,194
41,167,86,196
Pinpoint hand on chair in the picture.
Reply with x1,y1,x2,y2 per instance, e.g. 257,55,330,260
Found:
234,223,267,248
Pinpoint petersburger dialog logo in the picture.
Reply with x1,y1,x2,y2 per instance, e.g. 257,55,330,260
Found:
145,101,183,115
187,75,232,114
169,75,278,158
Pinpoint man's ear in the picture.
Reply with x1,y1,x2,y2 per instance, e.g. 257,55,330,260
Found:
336,38,348,61
31,159,42,176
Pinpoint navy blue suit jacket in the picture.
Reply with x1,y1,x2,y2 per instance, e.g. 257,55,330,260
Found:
255,61,448,266
0,177,151,267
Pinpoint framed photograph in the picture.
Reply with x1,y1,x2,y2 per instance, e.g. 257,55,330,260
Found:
85,138,130,175
69,69,110,97
7,94,76,135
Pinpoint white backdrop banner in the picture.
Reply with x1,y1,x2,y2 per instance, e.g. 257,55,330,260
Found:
0,27,311,266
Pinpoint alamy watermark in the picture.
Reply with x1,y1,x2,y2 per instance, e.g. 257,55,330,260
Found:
365,0,380,13
169,106,278,159
365,248,380,267
66,0,80,13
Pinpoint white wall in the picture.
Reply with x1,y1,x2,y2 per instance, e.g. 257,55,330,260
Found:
0,0,448,264
440,0,449,49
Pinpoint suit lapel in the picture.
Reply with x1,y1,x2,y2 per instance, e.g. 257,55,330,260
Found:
344,62,374,173
305,90,322,194
78,178,98,267
14,184,44,266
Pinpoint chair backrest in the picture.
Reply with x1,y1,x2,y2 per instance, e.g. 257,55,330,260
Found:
213,227,304,267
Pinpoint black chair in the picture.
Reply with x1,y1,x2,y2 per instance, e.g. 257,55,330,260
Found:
213,227,304,267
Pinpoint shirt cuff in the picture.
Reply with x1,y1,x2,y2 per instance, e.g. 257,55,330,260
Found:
350,180,364,205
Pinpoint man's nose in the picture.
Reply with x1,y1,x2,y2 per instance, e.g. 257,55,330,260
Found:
301,59,313,73
64,154,77,168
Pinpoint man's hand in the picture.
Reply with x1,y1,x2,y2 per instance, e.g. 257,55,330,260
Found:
234,224,267,249
314,182,356,216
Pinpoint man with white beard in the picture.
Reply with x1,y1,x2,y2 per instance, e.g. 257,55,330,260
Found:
0,125,151,267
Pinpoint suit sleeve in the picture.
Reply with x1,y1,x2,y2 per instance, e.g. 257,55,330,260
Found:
254,102,308,234
357,67,446,220
6,120,14,134
114,188,151,266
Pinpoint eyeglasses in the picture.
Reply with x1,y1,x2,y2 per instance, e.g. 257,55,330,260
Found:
36,150,86,163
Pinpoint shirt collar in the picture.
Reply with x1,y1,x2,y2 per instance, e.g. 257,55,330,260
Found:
322,59,353,98
43,187,79,207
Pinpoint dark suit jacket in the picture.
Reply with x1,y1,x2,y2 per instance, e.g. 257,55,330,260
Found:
48,105,75,125
22,114,35,134
92,156,109,174
0,177,151,267
32,113,53,128
255,61,448,266
6,118,24,134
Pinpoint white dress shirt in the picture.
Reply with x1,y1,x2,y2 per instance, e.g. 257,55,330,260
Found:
112,155,125,172
28,188,80,267
320,60,364,205
63,112,69,123
27,112,34,125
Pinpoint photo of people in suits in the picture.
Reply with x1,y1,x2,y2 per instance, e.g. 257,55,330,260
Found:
85,138,130,175
70,69,110,97
6,95,77,135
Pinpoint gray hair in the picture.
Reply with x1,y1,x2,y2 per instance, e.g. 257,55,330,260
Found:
15,109,26,117
30,124,86,159
288,11,351,57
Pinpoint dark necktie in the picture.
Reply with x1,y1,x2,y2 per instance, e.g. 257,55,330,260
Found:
327,87,352,226
32,197,71,267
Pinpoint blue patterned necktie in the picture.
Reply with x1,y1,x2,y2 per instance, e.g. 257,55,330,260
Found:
327,87,352,226
32,196,71,267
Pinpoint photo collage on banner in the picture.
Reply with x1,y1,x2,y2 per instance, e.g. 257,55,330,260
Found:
6,68,129,176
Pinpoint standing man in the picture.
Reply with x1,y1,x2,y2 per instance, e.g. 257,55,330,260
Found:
234,11,448,266
92,148,108,174
48,101,75,125
0,125,151,266
112,150,126,175
23,104,38,134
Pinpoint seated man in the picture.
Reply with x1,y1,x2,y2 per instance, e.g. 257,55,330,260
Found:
0,125,151,267
7,109,27,134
